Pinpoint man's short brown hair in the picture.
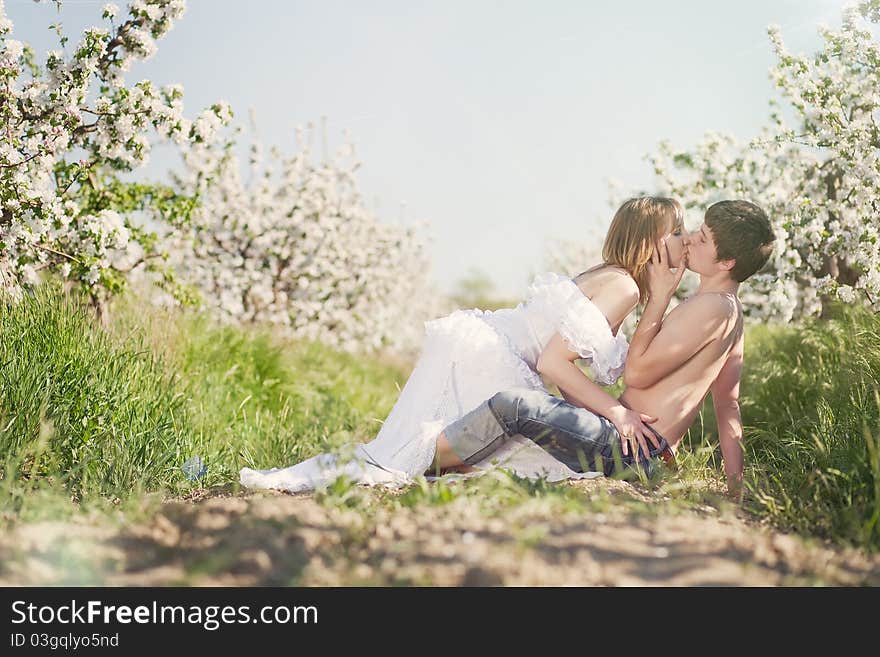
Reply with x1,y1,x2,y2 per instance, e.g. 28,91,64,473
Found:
705,200,775,282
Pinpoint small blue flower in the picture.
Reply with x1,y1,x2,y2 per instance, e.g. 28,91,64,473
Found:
182,455,208,482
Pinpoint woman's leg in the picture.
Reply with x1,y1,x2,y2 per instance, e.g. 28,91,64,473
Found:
432,432,464,468
426,432,477,475
424,397,519,476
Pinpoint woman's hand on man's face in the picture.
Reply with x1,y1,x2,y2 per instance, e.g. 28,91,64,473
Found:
647,237,687,302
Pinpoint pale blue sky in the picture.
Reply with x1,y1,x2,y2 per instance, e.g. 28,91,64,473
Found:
6,0,847,297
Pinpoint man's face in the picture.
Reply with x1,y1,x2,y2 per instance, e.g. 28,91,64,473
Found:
683,221,721,275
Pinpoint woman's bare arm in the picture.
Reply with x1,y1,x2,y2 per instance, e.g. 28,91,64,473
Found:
535,274,656,455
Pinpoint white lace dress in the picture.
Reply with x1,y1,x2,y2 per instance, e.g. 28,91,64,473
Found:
239,272,629,493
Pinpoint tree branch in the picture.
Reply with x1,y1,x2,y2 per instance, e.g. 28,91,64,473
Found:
32,243,80,263
97,16,147,74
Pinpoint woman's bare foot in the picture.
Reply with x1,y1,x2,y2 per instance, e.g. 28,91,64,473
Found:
439,463,478,475
425,463,478,476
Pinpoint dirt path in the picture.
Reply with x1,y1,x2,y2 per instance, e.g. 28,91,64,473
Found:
2,479,878,586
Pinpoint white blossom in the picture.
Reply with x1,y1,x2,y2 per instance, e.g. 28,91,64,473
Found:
166,124,452,356
0,0,231,305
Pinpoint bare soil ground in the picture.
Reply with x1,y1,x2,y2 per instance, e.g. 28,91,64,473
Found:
2,477,879,587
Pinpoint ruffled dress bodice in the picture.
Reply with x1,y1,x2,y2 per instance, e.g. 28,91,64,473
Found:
479,272,629,385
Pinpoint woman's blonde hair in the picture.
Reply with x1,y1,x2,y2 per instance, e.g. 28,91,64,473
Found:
598,197,684,304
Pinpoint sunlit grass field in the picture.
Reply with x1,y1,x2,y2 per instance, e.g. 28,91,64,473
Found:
675,303,880,550
1,286,878,552
0,285,406,524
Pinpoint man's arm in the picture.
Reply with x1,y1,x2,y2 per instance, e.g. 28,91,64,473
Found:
624,294,729,389
711,336,745,499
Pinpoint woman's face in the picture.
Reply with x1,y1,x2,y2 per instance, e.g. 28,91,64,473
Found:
658,217,688,266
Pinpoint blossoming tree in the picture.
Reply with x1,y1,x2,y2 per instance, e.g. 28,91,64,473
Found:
645,0,880,321
0,0,231,319
167,122,451,356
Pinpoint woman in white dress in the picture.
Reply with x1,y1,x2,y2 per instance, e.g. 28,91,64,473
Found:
240,197,686,493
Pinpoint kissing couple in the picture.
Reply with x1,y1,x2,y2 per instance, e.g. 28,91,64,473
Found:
241,197,776,499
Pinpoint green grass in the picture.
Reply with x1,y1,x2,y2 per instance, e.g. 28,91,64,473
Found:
740,304,880,550
314,466,678,525
0,285,190,513
2,285,879,554
673,303,880,551
0,284,407,524
153,309,407,489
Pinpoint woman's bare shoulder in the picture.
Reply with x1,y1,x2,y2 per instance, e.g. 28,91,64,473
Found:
574,267,638,302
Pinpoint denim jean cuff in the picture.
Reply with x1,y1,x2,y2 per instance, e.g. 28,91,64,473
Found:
442,400,511,466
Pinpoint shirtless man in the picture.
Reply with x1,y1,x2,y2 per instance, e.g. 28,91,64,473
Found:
429,200,775,498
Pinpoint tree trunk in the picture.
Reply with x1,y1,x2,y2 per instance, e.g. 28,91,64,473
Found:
91,294,109,328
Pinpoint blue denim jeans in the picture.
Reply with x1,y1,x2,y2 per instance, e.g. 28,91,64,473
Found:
443,387,671,478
